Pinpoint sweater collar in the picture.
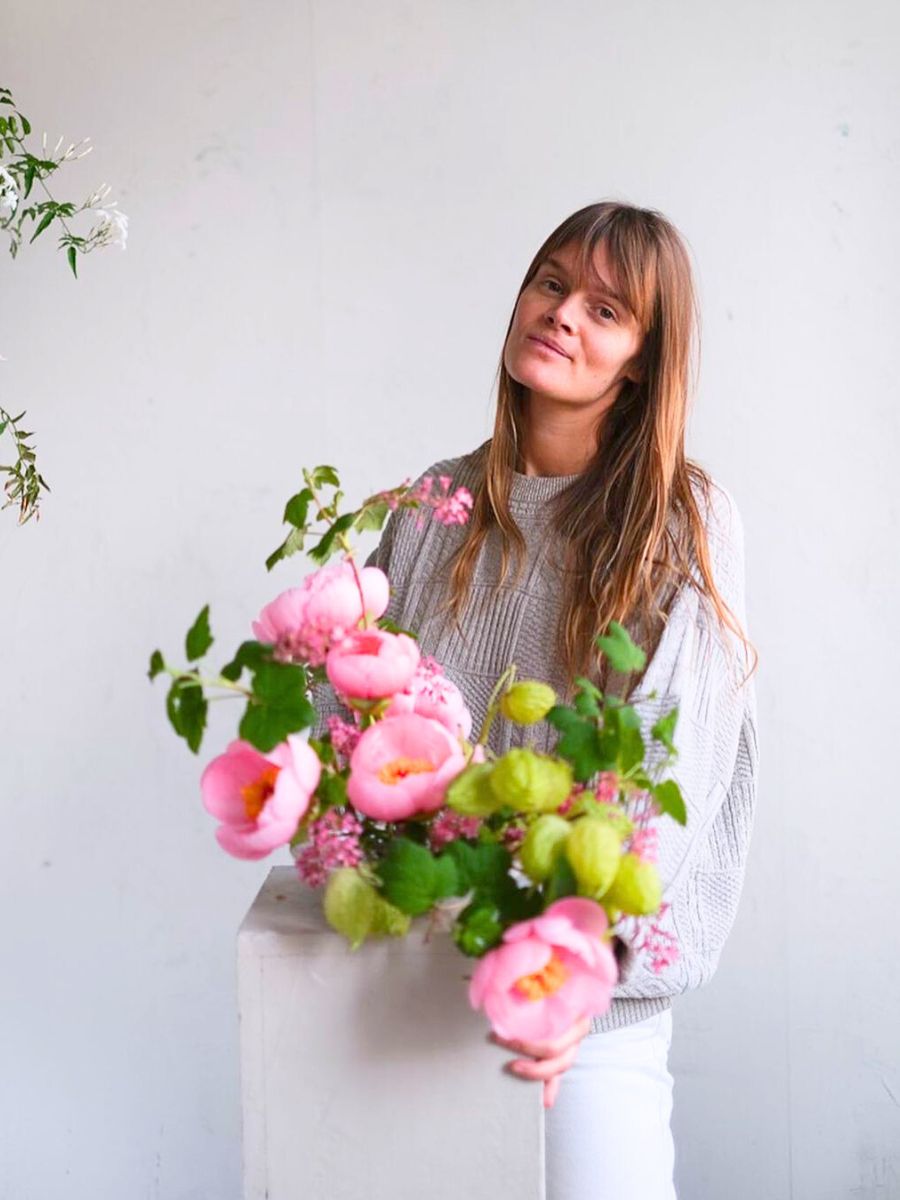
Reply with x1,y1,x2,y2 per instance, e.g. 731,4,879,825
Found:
509,468,582,507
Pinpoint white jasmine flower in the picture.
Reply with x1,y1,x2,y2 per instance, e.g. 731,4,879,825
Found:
91,205,128,249
0,167,18,217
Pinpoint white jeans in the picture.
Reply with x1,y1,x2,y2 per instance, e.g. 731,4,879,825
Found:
544,1009,676,1200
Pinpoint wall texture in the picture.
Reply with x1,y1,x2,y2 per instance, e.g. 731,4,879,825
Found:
1,2,898,1197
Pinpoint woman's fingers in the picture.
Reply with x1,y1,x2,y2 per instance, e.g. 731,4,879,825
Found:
508,1040,578,1082
490,1014,591,1060
543,1074,562,1109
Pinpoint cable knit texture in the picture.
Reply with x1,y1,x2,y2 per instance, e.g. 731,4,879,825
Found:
308,441,760,1035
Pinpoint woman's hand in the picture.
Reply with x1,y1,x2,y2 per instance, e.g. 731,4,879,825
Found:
489,1014,592,1108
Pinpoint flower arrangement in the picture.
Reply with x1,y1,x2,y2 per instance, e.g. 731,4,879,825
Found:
150,465,685,1049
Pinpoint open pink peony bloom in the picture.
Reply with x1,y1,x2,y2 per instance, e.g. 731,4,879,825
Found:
384,654,472,739
201,735,321,860
252,561,390,666
469,897,618,1043
347,713,467,821
326,628,420,701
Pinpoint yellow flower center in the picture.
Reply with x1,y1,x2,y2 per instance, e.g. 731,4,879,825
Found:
377,756,436,785
241,764,280,821
513,952,570,1001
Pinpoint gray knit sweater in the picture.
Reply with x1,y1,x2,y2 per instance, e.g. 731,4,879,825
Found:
308,441,760,1034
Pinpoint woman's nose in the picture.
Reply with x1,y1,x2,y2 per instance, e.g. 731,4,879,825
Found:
546,297,576,333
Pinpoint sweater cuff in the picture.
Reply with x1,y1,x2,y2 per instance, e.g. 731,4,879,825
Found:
588,995,672,1034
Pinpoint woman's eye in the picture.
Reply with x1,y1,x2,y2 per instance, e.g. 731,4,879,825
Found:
595,305,617,321
542,278,564,294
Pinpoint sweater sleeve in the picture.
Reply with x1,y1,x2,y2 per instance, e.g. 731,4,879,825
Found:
612,481,760,1000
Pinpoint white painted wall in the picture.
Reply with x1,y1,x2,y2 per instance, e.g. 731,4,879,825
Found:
1,2,897,1197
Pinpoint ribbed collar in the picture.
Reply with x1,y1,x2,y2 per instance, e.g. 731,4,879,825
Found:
509,468,582,507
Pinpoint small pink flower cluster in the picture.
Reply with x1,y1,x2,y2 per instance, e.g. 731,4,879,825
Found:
325,714,361,761
428,809,482,851
407,475,474,529
295,807,364,887
633,902,680,974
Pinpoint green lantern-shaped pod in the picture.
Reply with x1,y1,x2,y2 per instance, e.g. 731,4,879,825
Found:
565,817,622,898
500,680,558,724
519,813,572,883
604,852,663,916
489,748,573,813
323,868,379,949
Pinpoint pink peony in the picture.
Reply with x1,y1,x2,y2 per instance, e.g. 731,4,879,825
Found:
326,628,420,701
384,654,473,739
252,561,390,666
346,713,467,821
469,897,619,1042
200,735,321,860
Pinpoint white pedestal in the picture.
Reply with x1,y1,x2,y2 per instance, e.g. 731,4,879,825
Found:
238,867,545,1200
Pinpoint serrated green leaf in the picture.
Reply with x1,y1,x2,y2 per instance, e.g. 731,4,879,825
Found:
239,660,314,751
315,770,348,810
544,853,578,903
310,465,340,488
652,779,687,825
185,604,213,661
307,512,357,565
549,710,607,782
283,487,313,528
595,620,647,674
376,838,440,916
220,639,268,682
354,499,389,533
147,649,164,680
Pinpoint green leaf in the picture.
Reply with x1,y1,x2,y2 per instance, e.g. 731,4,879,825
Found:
220,639,268,682
185,604,213,661
310,465,340,488
23,162,35,198
547,708,607,782
595,620,647,674
307,512,357,565
283,487,313,528
453,901,504,957
315,770,348,810
165,678,207,754
652,779,687,826
28,207,56,244
442,839,511,896
376,838,442,916
239,660,314,752
651,706,679,755
147,649,165,680
354,499,389,533
612,704,645,773
20,114,30,135
67,245,77,278
265,525,306,572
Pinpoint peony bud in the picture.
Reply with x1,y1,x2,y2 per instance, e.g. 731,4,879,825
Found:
323,868,378,948
519,814,572,883
565,818,622,898
489,748,573,813
604,853,662,916
500,681,557,724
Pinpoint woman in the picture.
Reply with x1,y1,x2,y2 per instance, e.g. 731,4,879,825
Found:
311,200,759,1199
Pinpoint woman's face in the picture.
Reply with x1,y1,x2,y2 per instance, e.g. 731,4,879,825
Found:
503,239,644,409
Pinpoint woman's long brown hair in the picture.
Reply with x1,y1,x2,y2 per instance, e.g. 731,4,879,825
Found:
443,201,758,699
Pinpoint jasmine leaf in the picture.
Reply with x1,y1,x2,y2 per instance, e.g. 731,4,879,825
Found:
147,649,164,680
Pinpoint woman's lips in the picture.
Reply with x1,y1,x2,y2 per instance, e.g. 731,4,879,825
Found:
527,336,570,359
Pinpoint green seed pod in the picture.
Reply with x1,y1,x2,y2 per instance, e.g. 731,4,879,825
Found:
370,896,412,938
323,868,378,949
446,761,501,816
519,814,572,883
489,748,573,813
604,853,663,916
453,901,504,957
565,817,622,898
500,681,558,724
